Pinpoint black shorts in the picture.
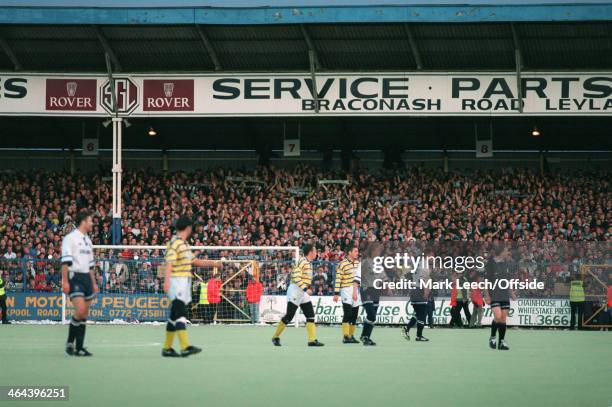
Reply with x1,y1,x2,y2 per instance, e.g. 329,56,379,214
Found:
69,273,95,301
361,287,380,303
490,300,510,310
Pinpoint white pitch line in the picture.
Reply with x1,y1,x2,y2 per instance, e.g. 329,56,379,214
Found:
2,341,161,349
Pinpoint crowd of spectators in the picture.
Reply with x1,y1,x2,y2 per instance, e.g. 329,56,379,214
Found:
0,165,609,296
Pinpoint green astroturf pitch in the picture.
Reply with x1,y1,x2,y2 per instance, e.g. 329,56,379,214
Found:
1,325,610,407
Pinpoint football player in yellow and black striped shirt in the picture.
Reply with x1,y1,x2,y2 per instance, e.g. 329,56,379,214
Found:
162,215,223,357
272,244,324,347
333,245,361,343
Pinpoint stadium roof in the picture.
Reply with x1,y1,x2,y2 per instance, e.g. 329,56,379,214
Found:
0,1,611,72
0,22,612,72
0,1,610,151
3,1,612,24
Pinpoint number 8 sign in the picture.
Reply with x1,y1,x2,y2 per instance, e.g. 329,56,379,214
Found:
475,139,493,158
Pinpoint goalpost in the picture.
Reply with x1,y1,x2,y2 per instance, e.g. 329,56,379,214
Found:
62,245,299,324
580,264,612,329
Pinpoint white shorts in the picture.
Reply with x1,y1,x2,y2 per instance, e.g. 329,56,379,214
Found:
287,283,311,306
167,276,192,305
341,286,362,307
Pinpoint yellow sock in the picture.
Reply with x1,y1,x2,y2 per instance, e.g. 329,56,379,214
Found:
306,322,316,342
342,323,350,337
273,321,286,338
177,330,189,350
163,331,176,349
349,324,356,336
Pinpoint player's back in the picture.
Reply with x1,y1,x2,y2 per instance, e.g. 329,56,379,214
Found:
165,236,192,277
290,257,312,288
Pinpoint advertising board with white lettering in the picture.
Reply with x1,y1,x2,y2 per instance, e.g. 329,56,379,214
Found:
5,292,570,326
5,292,169,322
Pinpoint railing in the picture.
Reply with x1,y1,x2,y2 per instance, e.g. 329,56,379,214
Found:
0,258,341,296
2,257,608,300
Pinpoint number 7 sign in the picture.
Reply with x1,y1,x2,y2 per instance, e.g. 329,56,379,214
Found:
284,139,300,157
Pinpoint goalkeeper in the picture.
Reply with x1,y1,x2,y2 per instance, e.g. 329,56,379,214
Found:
162,215,223,357
272,244,324,347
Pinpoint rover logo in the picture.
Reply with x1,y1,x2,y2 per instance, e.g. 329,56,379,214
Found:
66,82,77,97
46,79,96,111
163,82,174,98
143,79,194,111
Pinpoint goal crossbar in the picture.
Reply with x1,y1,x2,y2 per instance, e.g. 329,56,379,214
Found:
93,245,299,256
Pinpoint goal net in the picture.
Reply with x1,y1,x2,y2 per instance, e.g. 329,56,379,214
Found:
62,245,299,324
580,264,612,329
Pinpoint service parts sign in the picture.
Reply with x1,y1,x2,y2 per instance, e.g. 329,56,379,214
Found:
0,72,611,116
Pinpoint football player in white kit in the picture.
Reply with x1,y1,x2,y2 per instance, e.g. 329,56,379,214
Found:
333,245,361,343
272,244,324,347
61,209,98,356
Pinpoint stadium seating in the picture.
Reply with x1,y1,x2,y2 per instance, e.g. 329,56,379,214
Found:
0,166,609,297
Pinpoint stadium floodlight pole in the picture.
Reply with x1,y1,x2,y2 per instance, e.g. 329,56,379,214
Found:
105,52,122,245
111,117,123,245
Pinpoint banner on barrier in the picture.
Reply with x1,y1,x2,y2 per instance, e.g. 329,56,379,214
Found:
5,292,570,326
1,72,611,117
5,292,169,322
259,295,571,326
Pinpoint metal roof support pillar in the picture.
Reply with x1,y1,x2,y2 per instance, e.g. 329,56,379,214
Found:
443,151,448,173
515,49,523,113
69,149,75,175
309,50,319,113
0,36,21,71
162,150,169,173
301,24,321,112
95,26,122,72
511,23,523,113
300,24,321,69
403,24,423,70
196,25,222,71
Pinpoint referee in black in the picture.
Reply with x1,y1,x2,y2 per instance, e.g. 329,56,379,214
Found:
484,245,515,351
403,264,431,342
